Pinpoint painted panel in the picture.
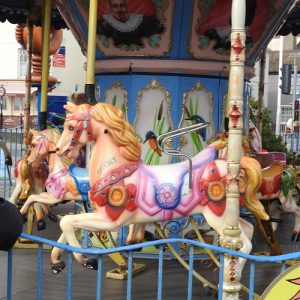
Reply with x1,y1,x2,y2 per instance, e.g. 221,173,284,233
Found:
178,81,215,157
133,79,173,165
75,0,174,57
104,81,128,120
189,0,287,63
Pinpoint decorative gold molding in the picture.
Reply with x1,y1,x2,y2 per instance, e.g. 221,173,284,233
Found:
104,80,128,120
134,79,172,129
178,81,215,149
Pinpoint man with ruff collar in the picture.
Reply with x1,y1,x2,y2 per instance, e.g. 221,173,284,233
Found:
98,0,164,48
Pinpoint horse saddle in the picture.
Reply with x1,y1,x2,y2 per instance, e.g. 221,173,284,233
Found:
254,153,275,169
69,164,90,201
260,163,283,197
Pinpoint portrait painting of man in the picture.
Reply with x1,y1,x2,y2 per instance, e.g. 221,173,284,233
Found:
94,0,173,56
189,0,283,62
98,0,164,48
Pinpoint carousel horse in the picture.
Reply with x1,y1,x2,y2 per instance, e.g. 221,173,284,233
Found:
218,132,300,246
258,161,300,242
18,127,137,273
9,138,51,231
53,102,268,274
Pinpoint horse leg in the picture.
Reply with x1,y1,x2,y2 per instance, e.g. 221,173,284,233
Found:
125,224,137,245
20,193,61,215
8,180,21,205
135,223,146,243
33,203,46,230
51,233,68,274
59,212,120,268
125,223,146,244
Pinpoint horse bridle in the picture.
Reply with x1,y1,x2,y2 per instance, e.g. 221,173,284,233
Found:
31,135,56,160
67,108,93,148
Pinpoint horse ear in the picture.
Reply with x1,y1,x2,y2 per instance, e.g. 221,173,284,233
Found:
64,101,78,113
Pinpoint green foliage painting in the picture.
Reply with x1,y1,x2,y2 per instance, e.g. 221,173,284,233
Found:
144,100,166,165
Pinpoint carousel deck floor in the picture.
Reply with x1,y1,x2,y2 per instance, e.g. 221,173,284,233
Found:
0,203,299,300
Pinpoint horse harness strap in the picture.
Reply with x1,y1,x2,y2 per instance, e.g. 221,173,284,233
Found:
89,163,139,220
70,109,93,147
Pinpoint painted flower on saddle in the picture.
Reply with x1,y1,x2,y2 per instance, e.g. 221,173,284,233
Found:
156,183,178,209
198,161,226,216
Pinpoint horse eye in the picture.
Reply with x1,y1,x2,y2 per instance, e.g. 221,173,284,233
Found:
69,125,75,131
31,143,36,148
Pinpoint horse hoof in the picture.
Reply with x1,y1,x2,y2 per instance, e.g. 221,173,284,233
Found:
17,200,24,207
37,220,46,231
83,256,98,270
47,212,58,222
203,286,213,297
51,261,66,275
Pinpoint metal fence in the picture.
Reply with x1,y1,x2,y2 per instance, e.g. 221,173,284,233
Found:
1,234,300,300
1,126,300,299
0,126,24,199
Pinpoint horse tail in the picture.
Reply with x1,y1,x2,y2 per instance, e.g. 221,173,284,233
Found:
281,166,297,198
240,156,269,220
19,152,33,200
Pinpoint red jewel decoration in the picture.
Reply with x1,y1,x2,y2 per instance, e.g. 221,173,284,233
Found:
198,161,227,216
231,33,245,61
229,104,241,128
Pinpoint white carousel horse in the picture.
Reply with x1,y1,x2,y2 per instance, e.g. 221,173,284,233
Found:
8,139,51,230
18,128,91,272
18,127,136,273
54,102,268,274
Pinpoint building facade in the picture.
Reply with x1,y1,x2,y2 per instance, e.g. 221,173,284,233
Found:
0,21,86,128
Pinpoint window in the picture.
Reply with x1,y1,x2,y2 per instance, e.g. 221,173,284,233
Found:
18,48,27,79
0,96,7,111
14,96,24,111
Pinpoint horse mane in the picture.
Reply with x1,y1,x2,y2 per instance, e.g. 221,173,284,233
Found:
29,128,72,168
90,102,141,161
19,151,34,200
240,156,269,220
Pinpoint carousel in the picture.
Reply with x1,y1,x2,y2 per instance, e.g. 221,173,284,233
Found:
1,0,300,299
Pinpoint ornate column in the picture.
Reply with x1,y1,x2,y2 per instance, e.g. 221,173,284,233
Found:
219,0,246,299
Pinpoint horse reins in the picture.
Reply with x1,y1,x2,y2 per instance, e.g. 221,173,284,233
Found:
68,107,93,148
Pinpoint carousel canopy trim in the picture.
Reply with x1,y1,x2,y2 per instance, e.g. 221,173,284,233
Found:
0,0,67,29
276,5,300,36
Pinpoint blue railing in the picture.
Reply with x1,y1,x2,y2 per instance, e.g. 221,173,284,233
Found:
0,126,25,199
2,233,300,300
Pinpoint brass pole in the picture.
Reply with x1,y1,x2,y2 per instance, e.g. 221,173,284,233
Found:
85,0,98,104
220,0,245,299
257,48,267,136
23,18,33,146
40,0,52,129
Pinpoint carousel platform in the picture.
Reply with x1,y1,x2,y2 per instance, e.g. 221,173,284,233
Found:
0,203,299,300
